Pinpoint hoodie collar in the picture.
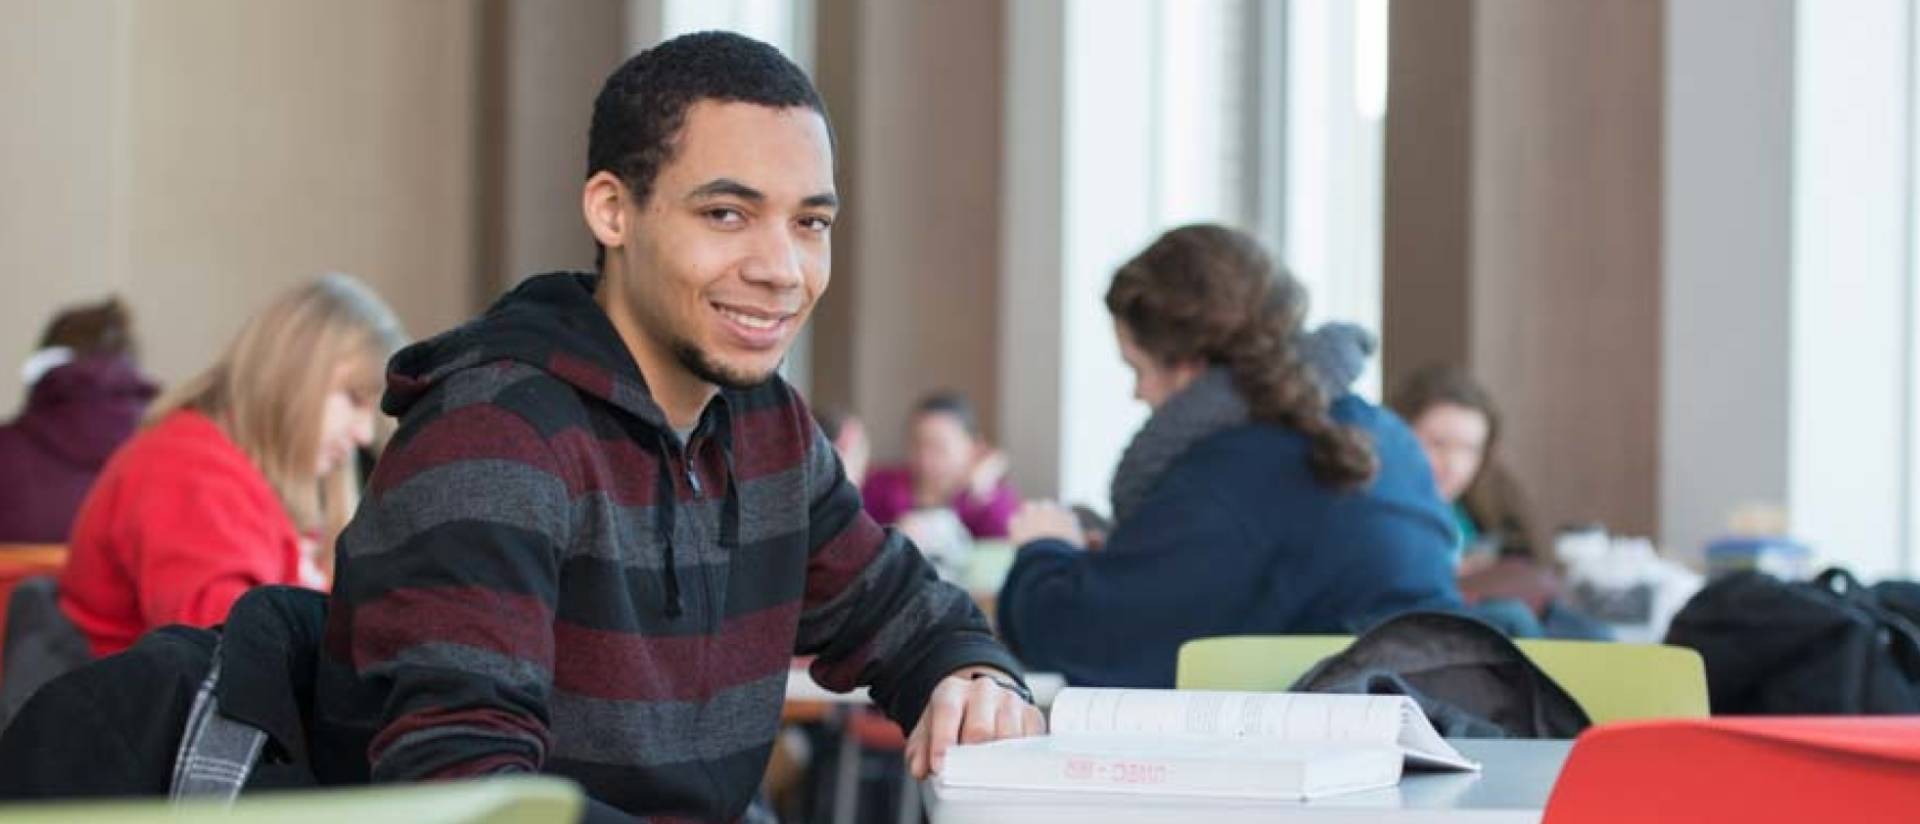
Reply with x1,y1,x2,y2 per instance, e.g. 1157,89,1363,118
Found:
385,271,745,432
385,271,758,622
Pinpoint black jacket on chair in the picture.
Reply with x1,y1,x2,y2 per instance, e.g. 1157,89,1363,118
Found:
0,586,329,799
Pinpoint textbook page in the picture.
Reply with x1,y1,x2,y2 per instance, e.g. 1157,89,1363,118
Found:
1047,688,1479,770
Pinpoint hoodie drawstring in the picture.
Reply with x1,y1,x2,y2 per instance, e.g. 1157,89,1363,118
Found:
654,433,685,619
720,441,741,552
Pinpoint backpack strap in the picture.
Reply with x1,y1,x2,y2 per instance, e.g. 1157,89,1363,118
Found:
168,639,266,803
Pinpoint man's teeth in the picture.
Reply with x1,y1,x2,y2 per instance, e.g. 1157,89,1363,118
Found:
719,307,780,330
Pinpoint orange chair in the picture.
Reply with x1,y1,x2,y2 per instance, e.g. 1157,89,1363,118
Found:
0,544,69,677
1544,717,1920,823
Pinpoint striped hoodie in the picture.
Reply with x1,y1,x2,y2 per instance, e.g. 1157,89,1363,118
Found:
312,273,1020,821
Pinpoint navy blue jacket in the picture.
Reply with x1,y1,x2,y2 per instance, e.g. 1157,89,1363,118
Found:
998,396,1463,687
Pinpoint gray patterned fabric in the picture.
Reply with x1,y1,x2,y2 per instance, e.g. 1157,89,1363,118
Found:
169,648,265,804
1107,323,1376,524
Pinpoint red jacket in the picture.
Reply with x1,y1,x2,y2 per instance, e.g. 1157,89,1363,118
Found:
59,409,322,658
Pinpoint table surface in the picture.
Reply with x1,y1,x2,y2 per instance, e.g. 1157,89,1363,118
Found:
923,738,1573,824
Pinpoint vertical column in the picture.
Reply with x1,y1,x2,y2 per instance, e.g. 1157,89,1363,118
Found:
1787,0,1914,578
1469,0,1665,540
1660,0,1796,562
1055,0,1159,507
1381,0,1474,389
846,1,1007,461
997,0,1069,497
1383,0,1664,541
805,0,862,414
479,0,627,296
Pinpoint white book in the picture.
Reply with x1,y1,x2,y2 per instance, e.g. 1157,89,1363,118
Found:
936,688,1479,802
1048,688,1481,771
939,734,1402,800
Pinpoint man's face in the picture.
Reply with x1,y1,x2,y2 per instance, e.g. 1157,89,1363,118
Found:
613,101,837,389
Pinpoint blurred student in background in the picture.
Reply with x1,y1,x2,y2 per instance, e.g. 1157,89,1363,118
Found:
0,298,156,544
58,274,406,657
1389,364,1544,569
1388,365,1607,639
997,224,1462,687
862,391,1020,539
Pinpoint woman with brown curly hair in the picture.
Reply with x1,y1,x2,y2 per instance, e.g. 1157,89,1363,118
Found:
996,224,1463,687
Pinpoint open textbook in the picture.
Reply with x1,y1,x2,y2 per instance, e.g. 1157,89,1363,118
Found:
937,688,1478,801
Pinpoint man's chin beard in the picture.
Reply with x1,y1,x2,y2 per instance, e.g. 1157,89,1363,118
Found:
672,339,781,390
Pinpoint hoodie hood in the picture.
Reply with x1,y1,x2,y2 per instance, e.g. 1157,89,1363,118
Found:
385,272,676,429
15,353,157,468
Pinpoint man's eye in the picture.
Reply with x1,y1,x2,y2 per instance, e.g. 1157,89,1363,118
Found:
800,215,834,233
706,208,746,227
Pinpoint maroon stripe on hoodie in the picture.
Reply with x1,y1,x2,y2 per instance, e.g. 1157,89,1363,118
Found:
371,404,561,495
811,639,878,692
548,426,662,505
547,351,617,401
354,585,555,669
729,402,810,481
805,516,887,608
369,705,549,775
550,602,800,701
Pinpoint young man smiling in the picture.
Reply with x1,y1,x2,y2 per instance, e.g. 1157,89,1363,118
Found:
312,32,1040,821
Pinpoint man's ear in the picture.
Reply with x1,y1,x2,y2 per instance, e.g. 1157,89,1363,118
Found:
583,171,632,250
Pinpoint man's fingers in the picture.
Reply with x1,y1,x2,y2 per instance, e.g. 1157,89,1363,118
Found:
1023,703,1048,737
993,690,1025,740
925,681,968,774
958,676,1000,745
905,715,929,779
914,673,1050,779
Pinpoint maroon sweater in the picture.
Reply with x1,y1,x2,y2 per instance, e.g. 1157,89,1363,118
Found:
313,273,1018,821
0,354,153,543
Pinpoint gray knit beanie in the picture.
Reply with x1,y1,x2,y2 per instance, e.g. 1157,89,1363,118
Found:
1297,321,1377,397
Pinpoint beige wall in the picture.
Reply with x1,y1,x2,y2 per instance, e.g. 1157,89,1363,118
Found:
0,0,123,413
1385,0,1665,539
1,0,481,413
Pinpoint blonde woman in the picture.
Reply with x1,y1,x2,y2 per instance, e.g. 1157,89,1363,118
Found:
59,274,406,657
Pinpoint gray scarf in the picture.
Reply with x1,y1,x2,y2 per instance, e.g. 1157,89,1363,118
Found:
1106,322,1376,523
1109,367,1249,524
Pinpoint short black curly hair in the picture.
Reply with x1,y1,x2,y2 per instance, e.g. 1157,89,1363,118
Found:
587,31,830,268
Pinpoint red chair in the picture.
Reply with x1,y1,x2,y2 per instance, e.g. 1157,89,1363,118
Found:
1544,717,1920,823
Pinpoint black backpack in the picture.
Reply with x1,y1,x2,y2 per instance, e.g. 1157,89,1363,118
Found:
1665,568,1920,714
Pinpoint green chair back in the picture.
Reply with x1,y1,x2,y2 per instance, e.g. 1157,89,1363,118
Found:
0,775,583,824
1176,634,1710,724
